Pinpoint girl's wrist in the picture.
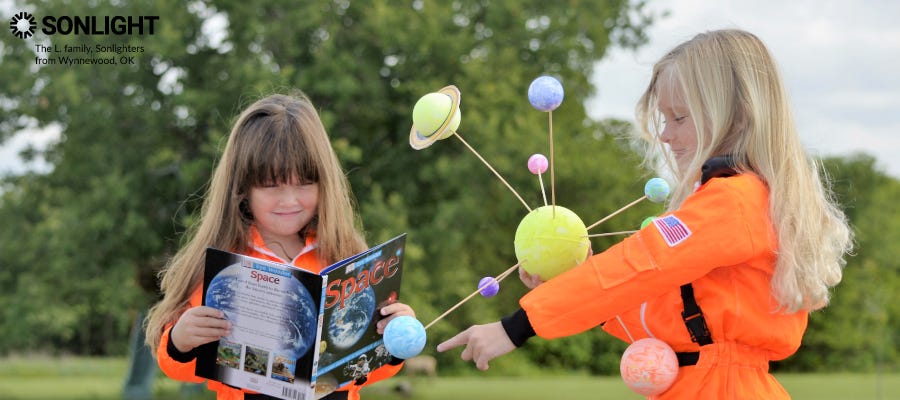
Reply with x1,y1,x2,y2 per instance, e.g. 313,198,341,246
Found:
166,326,199,362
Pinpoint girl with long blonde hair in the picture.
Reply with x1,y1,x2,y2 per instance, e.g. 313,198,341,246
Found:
438,30,853,399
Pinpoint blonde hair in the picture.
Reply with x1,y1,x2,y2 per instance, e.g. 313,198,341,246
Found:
145,92,366,352
635,29,853,312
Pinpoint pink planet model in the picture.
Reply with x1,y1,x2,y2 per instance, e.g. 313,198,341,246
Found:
527,154,548,175
620,338,679,396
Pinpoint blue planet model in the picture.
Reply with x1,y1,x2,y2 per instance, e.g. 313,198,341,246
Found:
206,263,318,360
383,316,426,359
644,177,671,203
527,76,564,112
327,285,376,349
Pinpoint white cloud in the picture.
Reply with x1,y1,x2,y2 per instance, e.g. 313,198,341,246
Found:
588,0,900,178
0,125,58,176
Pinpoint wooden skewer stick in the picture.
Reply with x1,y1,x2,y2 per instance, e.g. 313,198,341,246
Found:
586,195,647,231
616,315,636,343
424,262,523,330
538,173,548,206
549,111,556,217
586,230,639,238
493,261,522,281
453,132,532,212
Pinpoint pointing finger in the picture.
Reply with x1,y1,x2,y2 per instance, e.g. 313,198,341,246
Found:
436,329,470,353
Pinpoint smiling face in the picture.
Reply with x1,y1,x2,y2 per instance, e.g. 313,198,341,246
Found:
249,177,319,247
656,70,699,174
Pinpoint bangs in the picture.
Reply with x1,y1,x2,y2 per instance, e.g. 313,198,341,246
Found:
234,111,320,190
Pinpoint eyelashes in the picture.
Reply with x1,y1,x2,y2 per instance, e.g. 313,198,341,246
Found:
663,115,688,125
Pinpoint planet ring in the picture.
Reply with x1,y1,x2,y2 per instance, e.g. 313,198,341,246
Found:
409,85,461,150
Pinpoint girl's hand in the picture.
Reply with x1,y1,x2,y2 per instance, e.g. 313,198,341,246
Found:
518,266,544,289
436,322,515,371
170,306,231,353
375,302,416,334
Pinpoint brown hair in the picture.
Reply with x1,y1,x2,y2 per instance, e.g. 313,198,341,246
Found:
145,91,366,352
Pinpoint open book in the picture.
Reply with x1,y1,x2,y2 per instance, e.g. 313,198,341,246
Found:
195,233,407,400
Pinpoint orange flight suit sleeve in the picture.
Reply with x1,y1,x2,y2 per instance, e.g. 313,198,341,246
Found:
156,286,206,383
520,175,773,339
155,286,253,399
156,324,205,383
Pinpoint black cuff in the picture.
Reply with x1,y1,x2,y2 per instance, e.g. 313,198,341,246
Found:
387,356,404,366
166,326,199,363
500,308,536,347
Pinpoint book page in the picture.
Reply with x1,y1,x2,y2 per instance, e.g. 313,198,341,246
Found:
196,249,324,400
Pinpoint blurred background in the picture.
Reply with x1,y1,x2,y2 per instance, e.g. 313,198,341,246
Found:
0,0,897,399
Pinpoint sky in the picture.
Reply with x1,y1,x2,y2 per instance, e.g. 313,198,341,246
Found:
587,0,900,178
2,0,899,178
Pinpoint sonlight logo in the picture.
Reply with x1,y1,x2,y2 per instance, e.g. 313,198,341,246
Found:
8,11,159,39
9,12,37,39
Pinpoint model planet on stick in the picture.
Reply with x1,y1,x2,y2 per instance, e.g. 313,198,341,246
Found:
409,85,462,150
644,177,670,203
620,338,679,396
528,76,564,112
383,316,427,359
514,205,589,280
477,276,500,298
527,154,548,174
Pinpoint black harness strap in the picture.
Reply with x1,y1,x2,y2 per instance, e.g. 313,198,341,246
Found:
676,351,700,367
675,156,740,366
680,283,713,346
675,282,711,367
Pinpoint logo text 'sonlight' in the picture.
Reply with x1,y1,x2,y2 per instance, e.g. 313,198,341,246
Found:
8,11,159,39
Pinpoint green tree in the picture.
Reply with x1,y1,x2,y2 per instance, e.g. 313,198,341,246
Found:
777,155,900,372
1,0,656,366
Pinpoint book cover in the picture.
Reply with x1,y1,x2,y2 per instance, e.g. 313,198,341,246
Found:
195,233,407,400
314,233,407,390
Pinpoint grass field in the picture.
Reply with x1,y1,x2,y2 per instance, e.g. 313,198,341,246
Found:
0,356,897,399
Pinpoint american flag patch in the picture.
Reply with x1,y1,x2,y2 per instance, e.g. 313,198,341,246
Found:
653,215,692,246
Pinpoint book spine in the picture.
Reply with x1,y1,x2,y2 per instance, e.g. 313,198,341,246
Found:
311,275,328,380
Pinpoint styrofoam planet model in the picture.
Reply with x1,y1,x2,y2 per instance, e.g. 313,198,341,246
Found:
514,205,589,280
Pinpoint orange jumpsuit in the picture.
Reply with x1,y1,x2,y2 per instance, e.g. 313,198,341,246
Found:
510,173,807,399
156,227,403,400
